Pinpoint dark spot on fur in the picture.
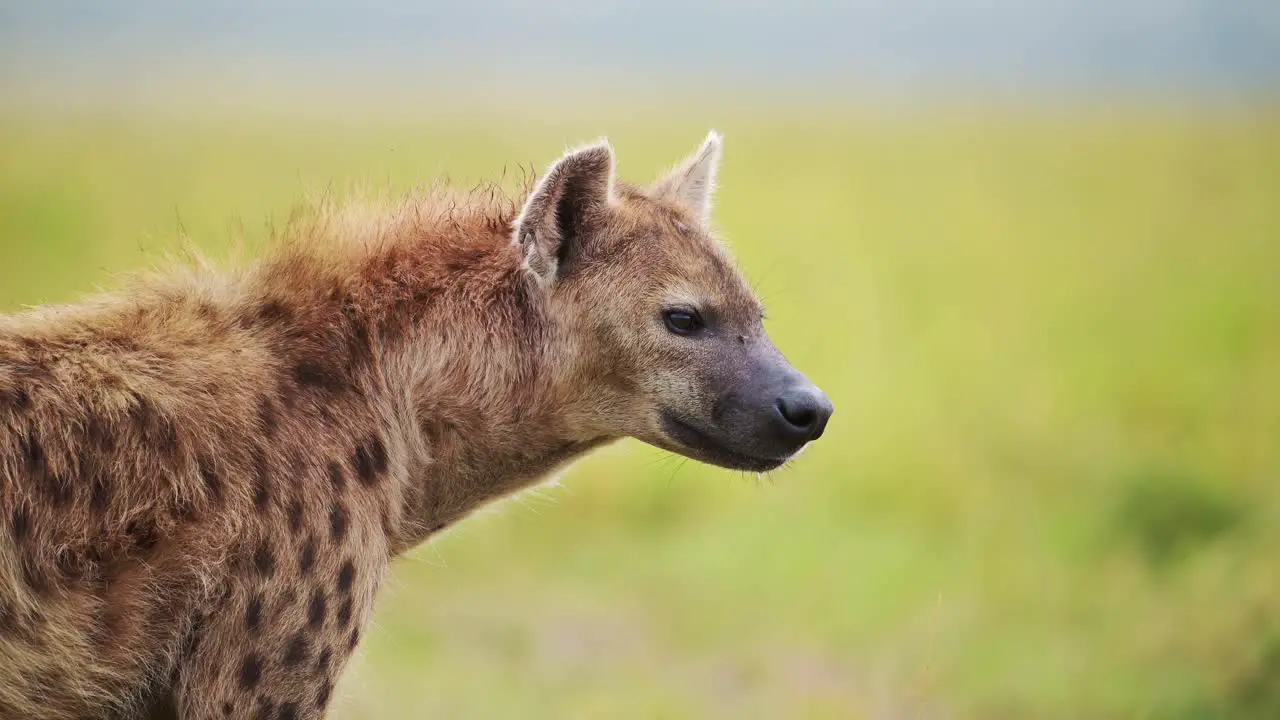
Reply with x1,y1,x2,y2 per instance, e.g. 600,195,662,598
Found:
44,470,73,507
316,647,332,676
337,597,353,628
131,397,180,457
180,612,207,659
20,556,52,595
253,447,271,510
10,506,31,542
246,595,263,632
126,519,160,554
89,472,112,514
328,461,345,491
329,503,348,542
347,628,361,652
20,430,70,504
316,681,332,708
345,308,375,369
308,589,326,629
288,497,304,535
239,654,263,689
352,436,388,486
337,561,355,594
199,456,222,503
222,702,233,716
283,633,309,667
86,414,115,451
294,360,345,393
256,299,292,325
370,436,388,474
278,702,299,720
253,541,276,578
253,698,274,720
21,430,44,472
299,537,317,576
83,543,105,565
5,386,30,409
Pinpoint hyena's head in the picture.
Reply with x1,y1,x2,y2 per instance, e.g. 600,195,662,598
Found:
513,132,832,472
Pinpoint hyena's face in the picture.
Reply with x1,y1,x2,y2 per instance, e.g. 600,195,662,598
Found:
513,132,832,472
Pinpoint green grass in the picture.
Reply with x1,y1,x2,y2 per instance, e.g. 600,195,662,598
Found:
2,105,1279,718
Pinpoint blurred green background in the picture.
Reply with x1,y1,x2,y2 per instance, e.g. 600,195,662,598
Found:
3,4,1280,719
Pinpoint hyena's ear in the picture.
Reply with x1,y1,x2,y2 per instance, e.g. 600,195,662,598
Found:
513,140,615,287
651,130,723,226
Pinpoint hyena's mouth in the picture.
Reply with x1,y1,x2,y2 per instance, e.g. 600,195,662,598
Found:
657,410,793,473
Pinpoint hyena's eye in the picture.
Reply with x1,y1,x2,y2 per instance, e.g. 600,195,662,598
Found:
663,309,703,335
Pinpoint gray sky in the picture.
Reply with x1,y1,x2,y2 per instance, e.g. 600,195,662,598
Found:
2,1,1278,103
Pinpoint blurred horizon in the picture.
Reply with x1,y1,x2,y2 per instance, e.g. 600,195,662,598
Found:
3,1,1279,114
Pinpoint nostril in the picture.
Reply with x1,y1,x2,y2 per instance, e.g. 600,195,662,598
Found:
776,397,817,430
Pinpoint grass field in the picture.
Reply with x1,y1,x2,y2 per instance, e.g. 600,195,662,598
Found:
2,105,1278,719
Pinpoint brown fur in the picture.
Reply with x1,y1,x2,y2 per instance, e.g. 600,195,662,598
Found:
0,135,775,718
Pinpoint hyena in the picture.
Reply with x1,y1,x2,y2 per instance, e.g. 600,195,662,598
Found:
0,132,833,718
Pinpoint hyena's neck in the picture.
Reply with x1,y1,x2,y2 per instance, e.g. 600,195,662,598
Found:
285,219,613,554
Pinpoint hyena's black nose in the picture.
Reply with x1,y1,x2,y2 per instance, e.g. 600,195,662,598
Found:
773,385,833,444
